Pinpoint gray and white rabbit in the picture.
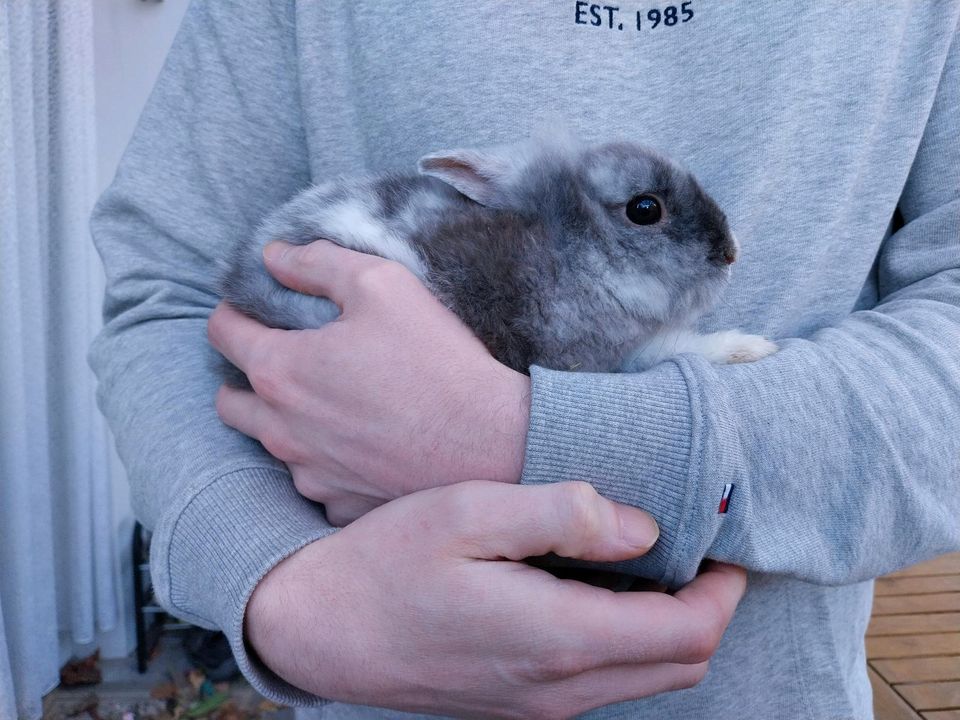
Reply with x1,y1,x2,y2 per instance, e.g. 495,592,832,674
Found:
219,133,776,378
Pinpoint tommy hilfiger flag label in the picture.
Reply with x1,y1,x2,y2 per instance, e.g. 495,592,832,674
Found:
717,483,735,514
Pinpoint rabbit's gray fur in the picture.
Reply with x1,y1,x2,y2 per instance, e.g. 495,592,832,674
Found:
219,133,774,381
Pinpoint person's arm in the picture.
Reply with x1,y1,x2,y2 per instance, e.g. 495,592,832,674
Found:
91,6,749,714
522,24,960,587
88,2,336,704
211,25,960,589
244,479,750,718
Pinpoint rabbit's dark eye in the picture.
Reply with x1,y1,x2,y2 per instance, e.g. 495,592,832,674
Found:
626,195,662,225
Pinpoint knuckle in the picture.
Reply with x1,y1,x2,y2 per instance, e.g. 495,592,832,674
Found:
206,312,223,347
557,481,603,542
691,661,710,685
213,385,230,419
258,429,296,463
299,240,326,263
673,662,710,691
246,353,288,402
542,650,588,681
517,648,587,684
704,609,728,650
206,303,230,335
684,621,724,664
352,259,411,296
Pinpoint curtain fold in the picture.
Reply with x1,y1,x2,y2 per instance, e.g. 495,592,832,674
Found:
0,2,120,718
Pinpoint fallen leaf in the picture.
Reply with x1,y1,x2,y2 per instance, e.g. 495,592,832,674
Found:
150,682,179,700
60,651,102,687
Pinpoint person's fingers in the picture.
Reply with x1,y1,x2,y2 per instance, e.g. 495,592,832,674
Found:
442,480,660,562
207,302,284,375
671,562,747,624
542,660,710,718
547,562,747,669
262,239,393,304
427,482,743,670
215,383,278,446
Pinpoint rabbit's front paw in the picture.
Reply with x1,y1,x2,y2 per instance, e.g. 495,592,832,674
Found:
727,335,778,363
703,330,778,364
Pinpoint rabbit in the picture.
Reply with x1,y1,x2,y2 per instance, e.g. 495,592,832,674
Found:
218,133,776,382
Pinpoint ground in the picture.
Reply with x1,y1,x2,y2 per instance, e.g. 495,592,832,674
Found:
43,637,292,720
869,552,960,719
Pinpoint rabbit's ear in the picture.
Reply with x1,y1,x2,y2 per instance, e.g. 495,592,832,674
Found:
417,149,514,208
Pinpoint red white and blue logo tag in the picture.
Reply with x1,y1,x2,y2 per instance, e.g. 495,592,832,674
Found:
717,483,735,514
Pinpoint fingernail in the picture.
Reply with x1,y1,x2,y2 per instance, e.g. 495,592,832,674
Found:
618,506,660,550
263,241,290,263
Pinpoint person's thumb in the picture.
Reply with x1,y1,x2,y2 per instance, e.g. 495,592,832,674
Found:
441,480,660,562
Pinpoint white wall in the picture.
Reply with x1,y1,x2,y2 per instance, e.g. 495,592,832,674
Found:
93,0,190,193
90,0,190,659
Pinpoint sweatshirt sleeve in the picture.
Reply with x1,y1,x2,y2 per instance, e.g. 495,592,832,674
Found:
88,2,334,706
521,25,960,588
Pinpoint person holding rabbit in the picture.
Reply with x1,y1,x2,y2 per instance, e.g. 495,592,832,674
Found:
90,3,960,718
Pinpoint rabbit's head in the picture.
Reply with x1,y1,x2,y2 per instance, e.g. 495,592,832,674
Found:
419,134,737,329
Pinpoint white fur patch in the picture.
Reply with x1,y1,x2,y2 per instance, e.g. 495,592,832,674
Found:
700,330,778,364
399,189,449,232
622,328,778,371
608,272,672,321
318,199,428,280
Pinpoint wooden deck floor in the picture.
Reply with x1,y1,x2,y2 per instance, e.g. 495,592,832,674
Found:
869,552,960,719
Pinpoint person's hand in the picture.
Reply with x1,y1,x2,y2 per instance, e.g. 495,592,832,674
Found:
209,240,530,526
246,480,745,719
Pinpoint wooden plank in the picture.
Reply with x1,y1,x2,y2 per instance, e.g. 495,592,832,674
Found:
877,577,960,597
922,711,960,719
897,681,960,711
868,634,960,659
888,555,960,579
873,594,960,616
870,666,923,720
869,614,960,637
872,656,960,683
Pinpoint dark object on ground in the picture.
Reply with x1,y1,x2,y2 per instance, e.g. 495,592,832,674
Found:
184,627,240,682
60,650,102,687
132,521,193,673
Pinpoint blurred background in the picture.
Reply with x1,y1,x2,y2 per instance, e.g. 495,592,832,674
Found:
1,2,195,718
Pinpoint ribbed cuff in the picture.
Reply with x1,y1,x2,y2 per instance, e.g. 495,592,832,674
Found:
150,466,337,706
521,360,714,586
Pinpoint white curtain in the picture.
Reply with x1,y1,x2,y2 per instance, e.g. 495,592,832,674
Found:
0,2,120,719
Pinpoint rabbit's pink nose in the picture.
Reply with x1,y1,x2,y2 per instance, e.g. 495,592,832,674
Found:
723,249,737,265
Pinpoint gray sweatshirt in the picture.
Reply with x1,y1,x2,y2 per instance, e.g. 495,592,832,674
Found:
88,2,960,718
